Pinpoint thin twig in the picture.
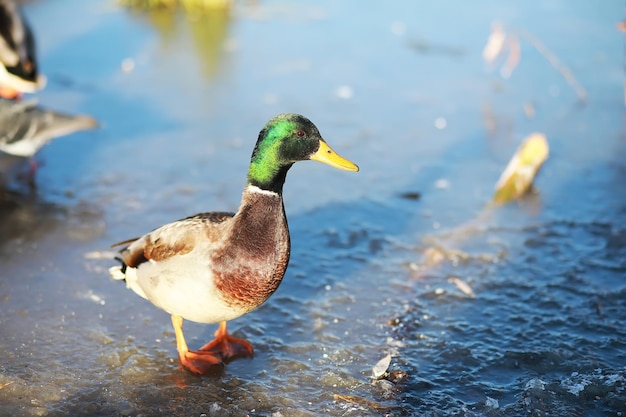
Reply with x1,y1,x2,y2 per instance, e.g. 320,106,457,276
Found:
517,29,587,103
0,381,14,390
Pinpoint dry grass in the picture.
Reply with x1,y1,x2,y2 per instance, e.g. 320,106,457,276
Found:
118,0,232,11
483,21,587,103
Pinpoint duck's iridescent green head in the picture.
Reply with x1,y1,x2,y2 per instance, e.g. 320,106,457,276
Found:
247,113,358,193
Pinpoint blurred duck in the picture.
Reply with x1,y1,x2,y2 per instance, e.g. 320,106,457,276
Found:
0,98,97,183
0,0,45,99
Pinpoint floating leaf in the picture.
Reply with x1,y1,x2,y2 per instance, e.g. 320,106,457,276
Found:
485,396,500,409
448,277,476,298
494,133,549,204
372,353,392,379
483,22,506,64
483,22,520,78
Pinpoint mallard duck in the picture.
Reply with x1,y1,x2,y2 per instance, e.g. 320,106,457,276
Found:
0,0,46,99
109,113,358,374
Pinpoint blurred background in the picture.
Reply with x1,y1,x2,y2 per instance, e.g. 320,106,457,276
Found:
0,1,624,416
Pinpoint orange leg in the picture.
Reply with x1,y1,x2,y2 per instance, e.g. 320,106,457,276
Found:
0,86,21,100
198,321,254,362
171,315,223,374
26,158,40,187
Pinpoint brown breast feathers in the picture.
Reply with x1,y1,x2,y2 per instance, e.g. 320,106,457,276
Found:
212,191,290,311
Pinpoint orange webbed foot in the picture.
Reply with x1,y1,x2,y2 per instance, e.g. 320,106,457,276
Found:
178,349,224,375
198,321,254,363
171,315,224,375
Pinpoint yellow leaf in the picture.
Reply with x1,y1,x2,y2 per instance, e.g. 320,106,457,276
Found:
483,22,506,64
494,133,549,204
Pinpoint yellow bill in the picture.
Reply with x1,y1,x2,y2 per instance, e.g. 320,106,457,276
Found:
311,140,359,172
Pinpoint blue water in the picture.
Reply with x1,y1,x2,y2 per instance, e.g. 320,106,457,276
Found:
0,1,624,416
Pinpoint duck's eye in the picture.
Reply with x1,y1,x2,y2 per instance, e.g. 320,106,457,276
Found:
296,130,306,138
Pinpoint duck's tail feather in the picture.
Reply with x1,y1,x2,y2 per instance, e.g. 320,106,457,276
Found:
108,257,127,281
108,257,149,300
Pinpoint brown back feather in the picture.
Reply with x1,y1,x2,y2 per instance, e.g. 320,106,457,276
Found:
116,211,235,268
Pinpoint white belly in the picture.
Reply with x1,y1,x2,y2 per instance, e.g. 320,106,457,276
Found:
127,253,248,324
